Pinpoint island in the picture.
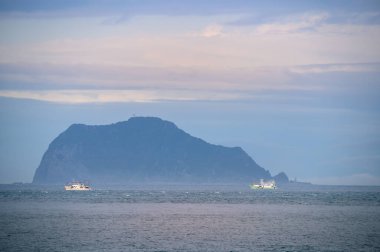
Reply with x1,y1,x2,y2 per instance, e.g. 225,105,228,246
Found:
33,117,288,185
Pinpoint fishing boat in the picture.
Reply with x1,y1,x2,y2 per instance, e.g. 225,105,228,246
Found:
64,182,91,191
250,179,276,189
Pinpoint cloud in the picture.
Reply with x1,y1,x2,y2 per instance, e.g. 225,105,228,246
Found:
200,24,224,38
0,89,249,104
327,11,380,25
3,18,379,71
309,173,380,186
289,63,380,74
1,9,380,108
1,61,378,92
248,11,380,38
0,62,301,91
0,1,277,19
100,15,131,25
254,12,328,34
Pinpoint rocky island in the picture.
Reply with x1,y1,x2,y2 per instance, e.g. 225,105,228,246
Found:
33,117,287,184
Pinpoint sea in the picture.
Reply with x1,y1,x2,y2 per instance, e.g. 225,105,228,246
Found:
0,184,379,251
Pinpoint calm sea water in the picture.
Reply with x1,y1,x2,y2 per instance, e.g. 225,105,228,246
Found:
0,185,379,251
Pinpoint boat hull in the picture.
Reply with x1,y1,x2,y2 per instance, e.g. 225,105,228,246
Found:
64,186,91,191
250,185,276,190
250,179,276,190
64,182,91,191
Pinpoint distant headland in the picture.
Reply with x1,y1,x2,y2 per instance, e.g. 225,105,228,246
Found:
33,117,288,185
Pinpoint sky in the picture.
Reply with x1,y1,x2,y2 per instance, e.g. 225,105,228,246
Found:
0,0,379,185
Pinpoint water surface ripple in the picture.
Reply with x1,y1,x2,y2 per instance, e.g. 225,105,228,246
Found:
0,186,379,251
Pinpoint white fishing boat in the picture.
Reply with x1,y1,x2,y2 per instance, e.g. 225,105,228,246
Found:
64,182,91,191
250,179,276,190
